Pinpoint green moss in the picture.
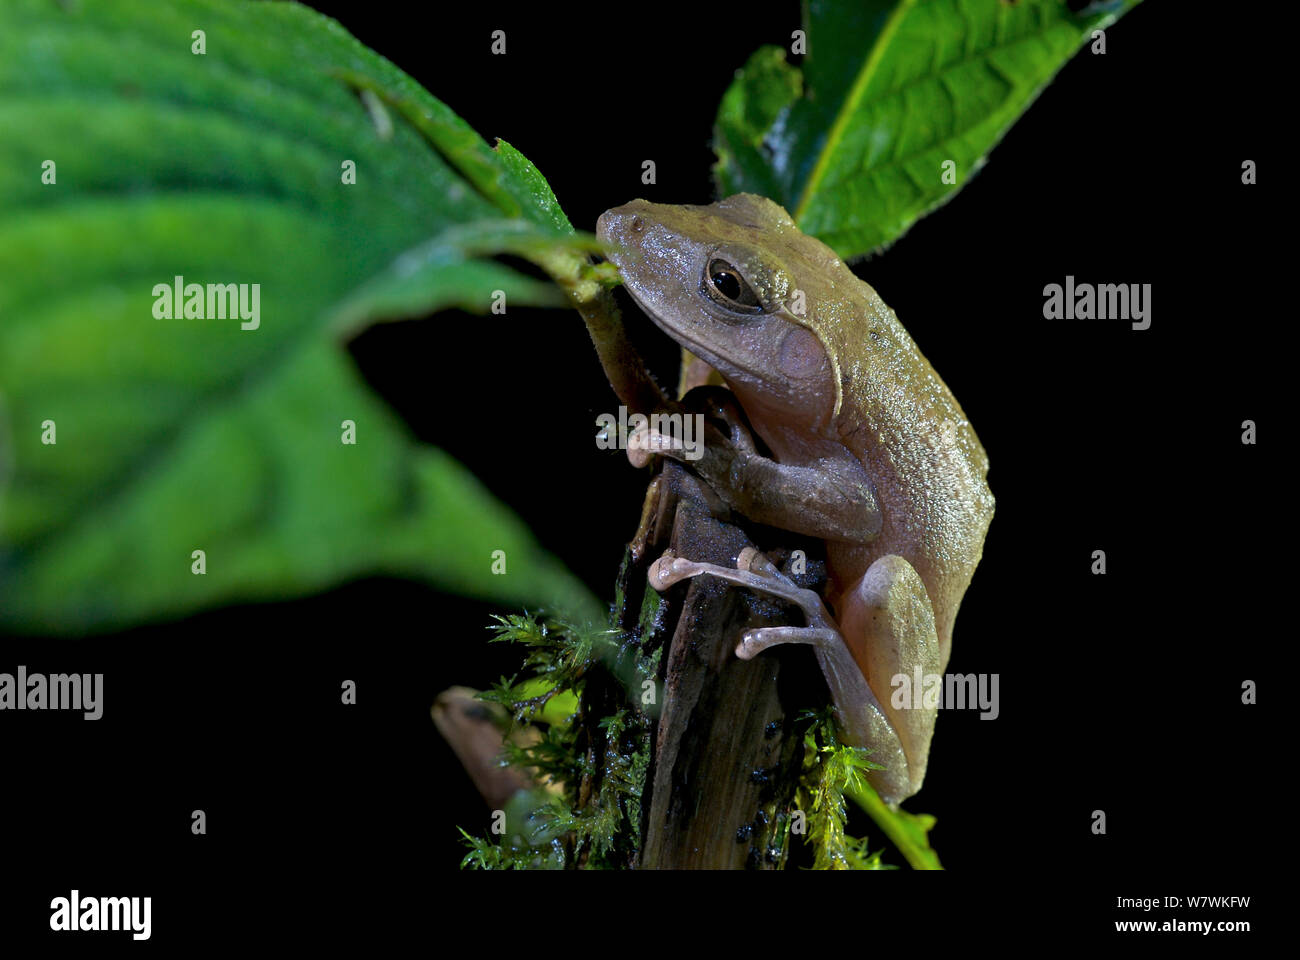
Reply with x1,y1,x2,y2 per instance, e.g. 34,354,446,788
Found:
794,709,893,870
457,612,653,869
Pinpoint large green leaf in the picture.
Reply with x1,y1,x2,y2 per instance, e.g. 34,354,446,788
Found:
714,0,1141,259
0,0,604,632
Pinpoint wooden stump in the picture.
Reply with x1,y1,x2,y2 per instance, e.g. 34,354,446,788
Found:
613,461,828,869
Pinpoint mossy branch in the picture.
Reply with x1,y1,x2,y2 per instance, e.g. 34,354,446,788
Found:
457,612,653,869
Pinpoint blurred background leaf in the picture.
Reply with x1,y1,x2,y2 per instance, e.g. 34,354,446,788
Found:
0,0,1141,636
713,0,1141,259
0,0,603,632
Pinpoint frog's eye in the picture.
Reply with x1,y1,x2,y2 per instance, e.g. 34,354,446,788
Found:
702,258,763,313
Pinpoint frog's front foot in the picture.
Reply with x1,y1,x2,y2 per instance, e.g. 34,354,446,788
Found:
626,388,755,477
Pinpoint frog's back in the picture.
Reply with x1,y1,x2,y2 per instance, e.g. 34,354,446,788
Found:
821,280,994,670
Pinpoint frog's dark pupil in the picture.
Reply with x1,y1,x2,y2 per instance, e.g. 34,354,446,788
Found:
704,257,762,311
712,267,742,300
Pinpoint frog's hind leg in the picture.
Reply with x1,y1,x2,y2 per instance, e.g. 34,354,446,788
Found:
648,548,919,803
835,556,942,801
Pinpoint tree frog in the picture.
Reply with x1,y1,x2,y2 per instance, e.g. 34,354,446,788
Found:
597,194,994,804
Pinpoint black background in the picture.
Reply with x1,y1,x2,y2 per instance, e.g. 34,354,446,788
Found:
3,0,1279,945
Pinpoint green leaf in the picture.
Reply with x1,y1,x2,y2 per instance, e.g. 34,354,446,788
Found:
492,139,575,236
0,0,603,631
713,46,803,204
848,780,943,870
714,0,1142,259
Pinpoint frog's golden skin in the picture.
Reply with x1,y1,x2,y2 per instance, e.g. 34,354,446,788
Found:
598,194,993,804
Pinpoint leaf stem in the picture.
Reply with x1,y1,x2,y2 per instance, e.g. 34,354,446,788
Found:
847,781,943,870
532,247,669,415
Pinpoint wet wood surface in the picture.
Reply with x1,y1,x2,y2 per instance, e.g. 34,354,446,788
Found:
617,461,826,869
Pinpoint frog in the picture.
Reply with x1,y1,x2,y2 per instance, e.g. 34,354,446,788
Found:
596,194,994,804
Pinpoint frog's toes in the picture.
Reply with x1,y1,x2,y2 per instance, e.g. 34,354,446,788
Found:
626,423,685,468
736,546,795,586
737,625,841,660
647,551,690,590
646,550,828,625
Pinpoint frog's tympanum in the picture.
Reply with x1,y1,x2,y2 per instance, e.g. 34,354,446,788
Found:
597,194,994,804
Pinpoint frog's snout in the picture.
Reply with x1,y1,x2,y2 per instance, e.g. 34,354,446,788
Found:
596,200,653,261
